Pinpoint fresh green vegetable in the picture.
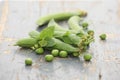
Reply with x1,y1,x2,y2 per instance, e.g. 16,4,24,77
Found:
72,52,79,57
48,19,67,31
15,10,95,63
87,30,94,36
38,39,48,47
39,26,54,40
37,26,55,47
48,20,83,46
59,51,68,58
29,31,40,40
45,37,56,47
15,38,37,48
82,22,88,29
51,49,59,57
68,16,83,30
45,55,54,62
37,11,87,26
61,33,81,46
35,48,44,55
84,54,92,61
99,34,106,40
78,35,94,52
25,58,32,65
52,38,79,53
48,19,83,36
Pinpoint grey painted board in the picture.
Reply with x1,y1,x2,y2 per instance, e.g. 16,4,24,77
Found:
0,0,120,80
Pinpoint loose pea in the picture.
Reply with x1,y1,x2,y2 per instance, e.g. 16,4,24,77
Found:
82,22,88,29
51,49,59,57
35,48,44,55
25,58,32,65
45,55,54,62
84,54,92,61
72,52,79,57
99,34,106,40
59,51,68,58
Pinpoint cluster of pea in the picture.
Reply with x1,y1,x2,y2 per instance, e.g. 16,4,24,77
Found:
25,33,106,66
15,10,106,66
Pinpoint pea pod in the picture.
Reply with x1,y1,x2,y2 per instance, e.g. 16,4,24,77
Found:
68,16,83,30
48,19,84,38
62,34,81,46
15,38,37,48
37,10,87,26
52,38,79,53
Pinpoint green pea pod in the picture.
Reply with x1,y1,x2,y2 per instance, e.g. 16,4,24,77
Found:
52,38,79,53
37,10,87,26
15,38,37,48
68,16,83,30
48,19,84,37
62,34,81,46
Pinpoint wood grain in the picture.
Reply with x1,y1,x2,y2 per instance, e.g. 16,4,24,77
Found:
0,0,8,42
0,0,120,80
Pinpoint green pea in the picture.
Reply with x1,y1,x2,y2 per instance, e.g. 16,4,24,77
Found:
45,55,54,62
59,51,68,58
51,49,59,57
35,48,44,55
25,58,32,65
99,34,106,40
82,22,88,29
72,52,79,57
84,54,92,61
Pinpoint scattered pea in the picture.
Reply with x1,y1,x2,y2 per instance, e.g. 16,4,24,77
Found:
25,58,32,65
35,48,44,55
99,34,106,40
84,54,92,61
82,22,88,29
45,55,54,62
59,51,68,58
51,49,59,57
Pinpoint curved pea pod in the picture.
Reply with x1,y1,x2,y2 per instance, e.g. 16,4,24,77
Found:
37,10,87,26
68,16,83,30
52,38,79,53
15,38,37,48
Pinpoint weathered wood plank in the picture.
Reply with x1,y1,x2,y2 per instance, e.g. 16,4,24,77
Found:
0,0,120,80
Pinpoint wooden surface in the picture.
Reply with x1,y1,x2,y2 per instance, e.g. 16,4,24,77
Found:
0,0,120,80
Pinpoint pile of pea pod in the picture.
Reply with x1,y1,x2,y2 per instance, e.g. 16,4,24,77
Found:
15,10,106,65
